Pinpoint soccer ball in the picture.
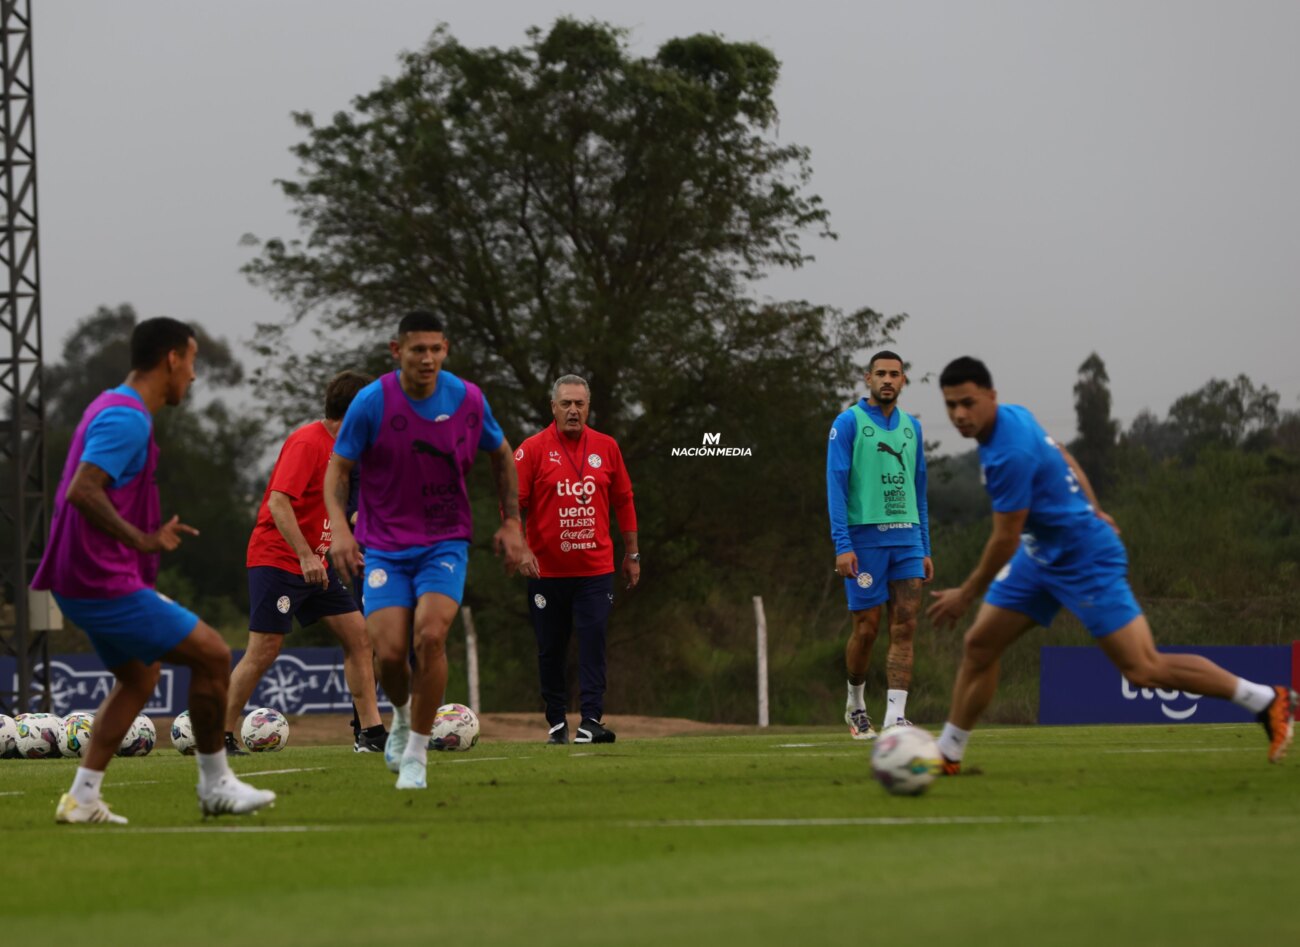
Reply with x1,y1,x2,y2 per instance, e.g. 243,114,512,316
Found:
170,710,197,755
241,707,289,752
870,725,942,796
1,714,20,757
59,711,95,758
15,712,63,758
118,715,157,757
429,703,479,752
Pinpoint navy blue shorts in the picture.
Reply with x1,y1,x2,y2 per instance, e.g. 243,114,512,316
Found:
248,565,359,634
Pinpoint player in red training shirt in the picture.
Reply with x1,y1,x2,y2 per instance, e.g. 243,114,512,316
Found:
224,371,387,753
515,375,639,744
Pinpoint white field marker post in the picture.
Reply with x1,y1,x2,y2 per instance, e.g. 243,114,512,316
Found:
461,606,481,715
754,595,770,727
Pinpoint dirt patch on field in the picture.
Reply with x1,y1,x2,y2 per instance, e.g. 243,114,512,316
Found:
208,712,761,748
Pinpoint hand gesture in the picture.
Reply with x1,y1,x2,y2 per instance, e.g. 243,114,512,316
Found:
142,514,199,553
926,587,972,630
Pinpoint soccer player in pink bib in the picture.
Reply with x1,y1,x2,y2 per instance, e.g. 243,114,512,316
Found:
33,317,276,823
323,311,535,789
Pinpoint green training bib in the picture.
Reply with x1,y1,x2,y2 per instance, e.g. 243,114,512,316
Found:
846,404,919,525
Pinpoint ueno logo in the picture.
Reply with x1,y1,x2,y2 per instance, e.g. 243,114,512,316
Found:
1120,678,1202,720
557,476,597,501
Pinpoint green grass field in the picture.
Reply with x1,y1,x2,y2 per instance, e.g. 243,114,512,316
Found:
2,724,1297,946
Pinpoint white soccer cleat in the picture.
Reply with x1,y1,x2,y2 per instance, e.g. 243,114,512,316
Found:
55,792,128,825
395,757,427,790
385,718,410,774
198,774,277,816
845,706,877,741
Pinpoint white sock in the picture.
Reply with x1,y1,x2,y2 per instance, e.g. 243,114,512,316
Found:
197,750,233,790
936,722,971,762
70,766,104,805
404,730,429,766
1232,678,1276,714
883,689,909,728
393,698,412,730
846,681,866,710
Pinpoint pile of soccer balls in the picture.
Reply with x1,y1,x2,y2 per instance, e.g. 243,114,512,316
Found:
169,706,290,754
0,711,157,758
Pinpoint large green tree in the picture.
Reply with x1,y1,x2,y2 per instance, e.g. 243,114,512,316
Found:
244,19,894,440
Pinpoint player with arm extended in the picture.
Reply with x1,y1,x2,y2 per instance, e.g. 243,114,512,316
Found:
926,356,1295,774
827,351,934,739
322,311,536,790
224,369,387,755
33,317,276,824
515,374,638,744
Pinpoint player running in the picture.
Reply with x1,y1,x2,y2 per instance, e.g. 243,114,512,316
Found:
827,351,933,739
32,317,276,823
927,357,1296,773
323,311,534,790
224,370,387,755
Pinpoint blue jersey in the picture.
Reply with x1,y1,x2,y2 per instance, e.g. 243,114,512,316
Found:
80,384,152,487
826,400,930,556
978,404,1099,565
334,370,504,463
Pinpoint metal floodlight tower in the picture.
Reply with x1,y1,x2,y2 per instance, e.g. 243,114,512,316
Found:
1,0,51,715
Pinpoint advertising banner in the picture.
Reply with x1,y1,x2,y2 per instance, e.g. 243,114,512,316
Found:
1039,645,1292,724
2,648,391,717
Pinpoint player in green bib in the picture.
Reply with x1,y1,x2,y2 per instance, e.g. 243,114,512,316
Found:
826,351,933,739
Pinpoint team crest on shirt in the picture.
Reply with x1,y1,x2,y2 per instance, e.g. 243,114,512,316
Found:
857,572,874,589
534,594,547,609
276,595,291,614
587,453,602,468
368,569,388,589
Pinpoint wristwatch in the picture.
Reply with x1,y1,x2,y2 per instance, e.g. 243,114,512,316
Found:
626,553,641,563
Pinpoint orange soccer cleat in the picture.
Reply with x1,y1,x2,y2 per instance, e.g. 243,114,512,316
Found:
1258,686,1297,764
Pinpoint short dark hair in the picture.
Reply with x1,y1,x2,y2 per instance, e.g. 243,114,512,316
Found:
324,370,372,420
130,317,195,371
396,310,444,337
867,350,905,372
939,356,994,390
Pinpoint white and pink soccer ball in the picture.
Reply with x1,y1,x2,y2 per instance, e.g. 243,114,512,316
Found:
1,713,23,757
870,725,942,796
14,712,63,758
117,715,156,757
241,707,289,752
429,703,479,752
170,710,197,755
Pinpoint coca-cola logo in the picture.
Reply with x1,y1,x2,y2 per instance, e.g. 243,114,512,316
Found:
559,528,597,540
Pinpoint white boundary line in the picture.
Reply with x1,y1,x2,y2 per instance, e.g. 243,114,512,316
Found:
1101,747,1254,754
627,816,1081,828
444,756,513,764
121,825,344,834
240,767,326,777
0,790,26,796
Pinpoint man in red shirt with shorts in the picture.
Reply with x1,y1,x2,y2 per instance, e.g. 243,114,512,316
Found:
516,375,639,744
224,371,386,753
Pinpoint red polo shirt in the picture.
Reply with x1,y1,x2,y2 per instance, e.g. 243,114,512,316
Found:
516,423,637,577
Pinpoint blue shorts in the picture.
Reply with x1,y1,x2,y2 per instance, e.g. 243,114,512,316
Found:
983,533,1142,638
54,590,199,670
248,565,358,634
843,546,927,611
362,540,469,615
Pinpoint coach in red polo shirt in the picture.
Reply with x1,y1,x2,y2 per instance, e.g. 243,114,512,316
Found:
516,374,639,744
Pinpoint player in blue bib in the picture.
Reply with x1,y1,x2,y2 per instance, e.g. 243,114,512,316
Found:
826,351,933,739
926,357,1295,773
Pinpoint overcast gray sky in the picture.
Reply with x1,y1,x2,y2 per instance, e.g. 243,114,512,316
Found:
33,1,1300,452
